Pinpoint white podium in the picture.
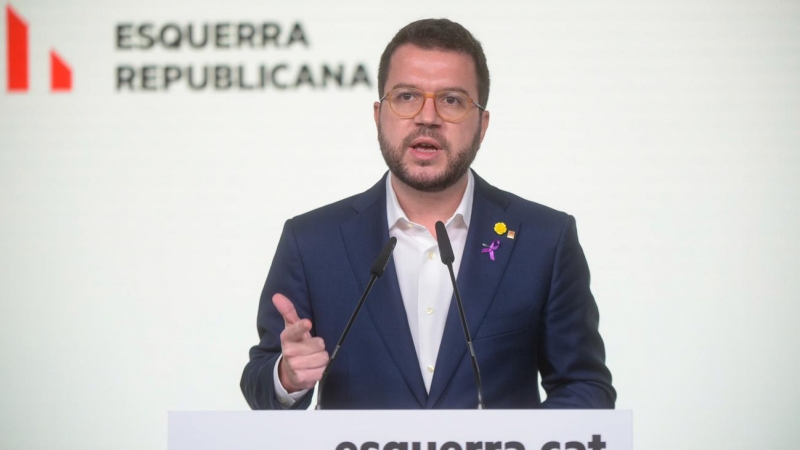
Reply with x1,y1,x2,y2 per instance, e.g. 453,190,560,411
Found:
169,410,631,450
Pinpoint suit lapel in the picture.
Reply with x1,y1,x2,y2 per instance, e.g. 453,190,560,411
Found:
426,172,520,408
340,175,428,407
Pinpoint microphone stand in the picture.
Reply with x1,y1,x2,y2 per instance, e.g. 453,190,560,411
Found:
315,237,397,410
435,221,485,409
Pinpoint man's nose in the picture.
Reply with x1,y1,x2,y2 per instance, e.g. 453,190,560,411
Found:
414,96,443,126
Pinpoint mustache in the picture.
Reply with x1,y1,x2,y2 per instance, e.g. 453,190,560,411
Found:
401,127,451,151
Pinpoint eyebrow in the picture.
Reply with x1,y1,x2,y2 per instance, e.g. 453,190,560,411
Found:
389,83,472,96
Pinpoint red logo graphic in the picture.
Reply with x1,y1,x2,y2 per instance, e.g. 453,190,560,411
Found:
6,4,72,92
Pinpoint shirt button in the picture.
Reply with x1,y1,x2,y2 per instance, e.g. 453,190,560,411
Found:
426,307,434,315
427,251,435,260
427,365,435,373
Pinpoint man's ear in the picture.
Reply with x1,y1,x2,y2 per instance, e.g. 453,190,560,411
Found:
374,101,381,128
479,109,490,143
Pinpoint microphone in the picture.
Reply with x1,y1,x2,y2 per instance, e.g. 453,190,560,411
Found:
435,221,485,409
315,236,397,410
370,236,396,277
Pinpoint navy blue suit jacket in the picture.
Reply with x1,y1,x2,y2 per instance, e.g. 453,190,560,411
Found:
241,171,615,409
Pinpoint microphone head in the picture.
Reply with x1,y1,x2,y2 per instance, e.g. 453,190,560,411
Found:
370,236,397,277
435,221,455,265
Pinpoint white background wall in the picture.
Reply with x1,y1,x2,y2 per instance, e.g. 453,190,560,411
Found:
1,0,799,448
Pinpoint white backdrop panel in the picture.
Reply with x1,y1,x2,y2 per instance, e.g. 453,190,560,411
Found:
1,0,799,449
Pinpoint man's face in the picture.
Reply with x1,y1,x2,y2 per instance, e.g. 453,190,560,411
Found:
374,44,490,193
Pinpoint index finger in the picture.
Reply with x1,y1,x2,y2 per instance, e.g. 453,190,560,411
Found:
272,293,301,326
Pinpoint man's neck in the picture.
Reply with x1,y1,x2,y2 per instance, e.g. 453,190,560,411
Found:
390,173,469,236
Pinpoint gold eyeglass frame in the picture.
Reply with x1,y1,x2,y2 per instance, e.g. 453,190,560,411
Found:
379,87,486,123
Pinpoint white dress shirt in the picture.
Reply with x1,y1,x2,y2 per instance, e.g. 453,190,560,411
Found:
385,171,473,392
274,171,474,405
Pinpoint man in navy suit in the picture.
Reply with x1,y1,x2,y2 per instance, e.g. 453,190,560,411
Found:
241,18,615,409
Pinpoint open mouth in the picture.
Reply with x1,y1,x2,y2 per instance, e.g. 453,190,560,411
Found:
413,143,439,153
410,138,442,153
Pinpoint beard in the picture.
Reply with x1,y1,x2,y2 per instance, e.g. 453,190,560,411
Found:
378,125,482,193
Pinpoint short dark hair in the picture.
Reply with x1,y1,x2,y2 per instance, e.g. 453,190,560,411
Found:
378,18,490,108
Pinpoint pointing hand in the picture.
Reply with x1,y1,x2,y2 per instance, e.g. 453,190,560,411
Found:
272,293,329,393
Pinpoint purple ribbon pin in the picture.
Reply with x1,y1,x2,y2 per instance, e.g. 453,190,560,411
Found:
481,240,501,261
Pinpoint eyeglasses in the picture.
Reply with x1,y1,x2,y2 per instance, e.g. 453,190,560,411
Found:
379,87,485,123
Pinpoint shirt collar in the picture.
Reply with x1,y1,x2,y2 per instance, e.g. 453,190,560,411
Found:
386,170,474,230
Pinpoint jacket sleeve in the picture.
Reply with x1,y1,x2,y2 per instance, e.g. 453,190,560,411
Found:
538,215,617,408
240,219,314,410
